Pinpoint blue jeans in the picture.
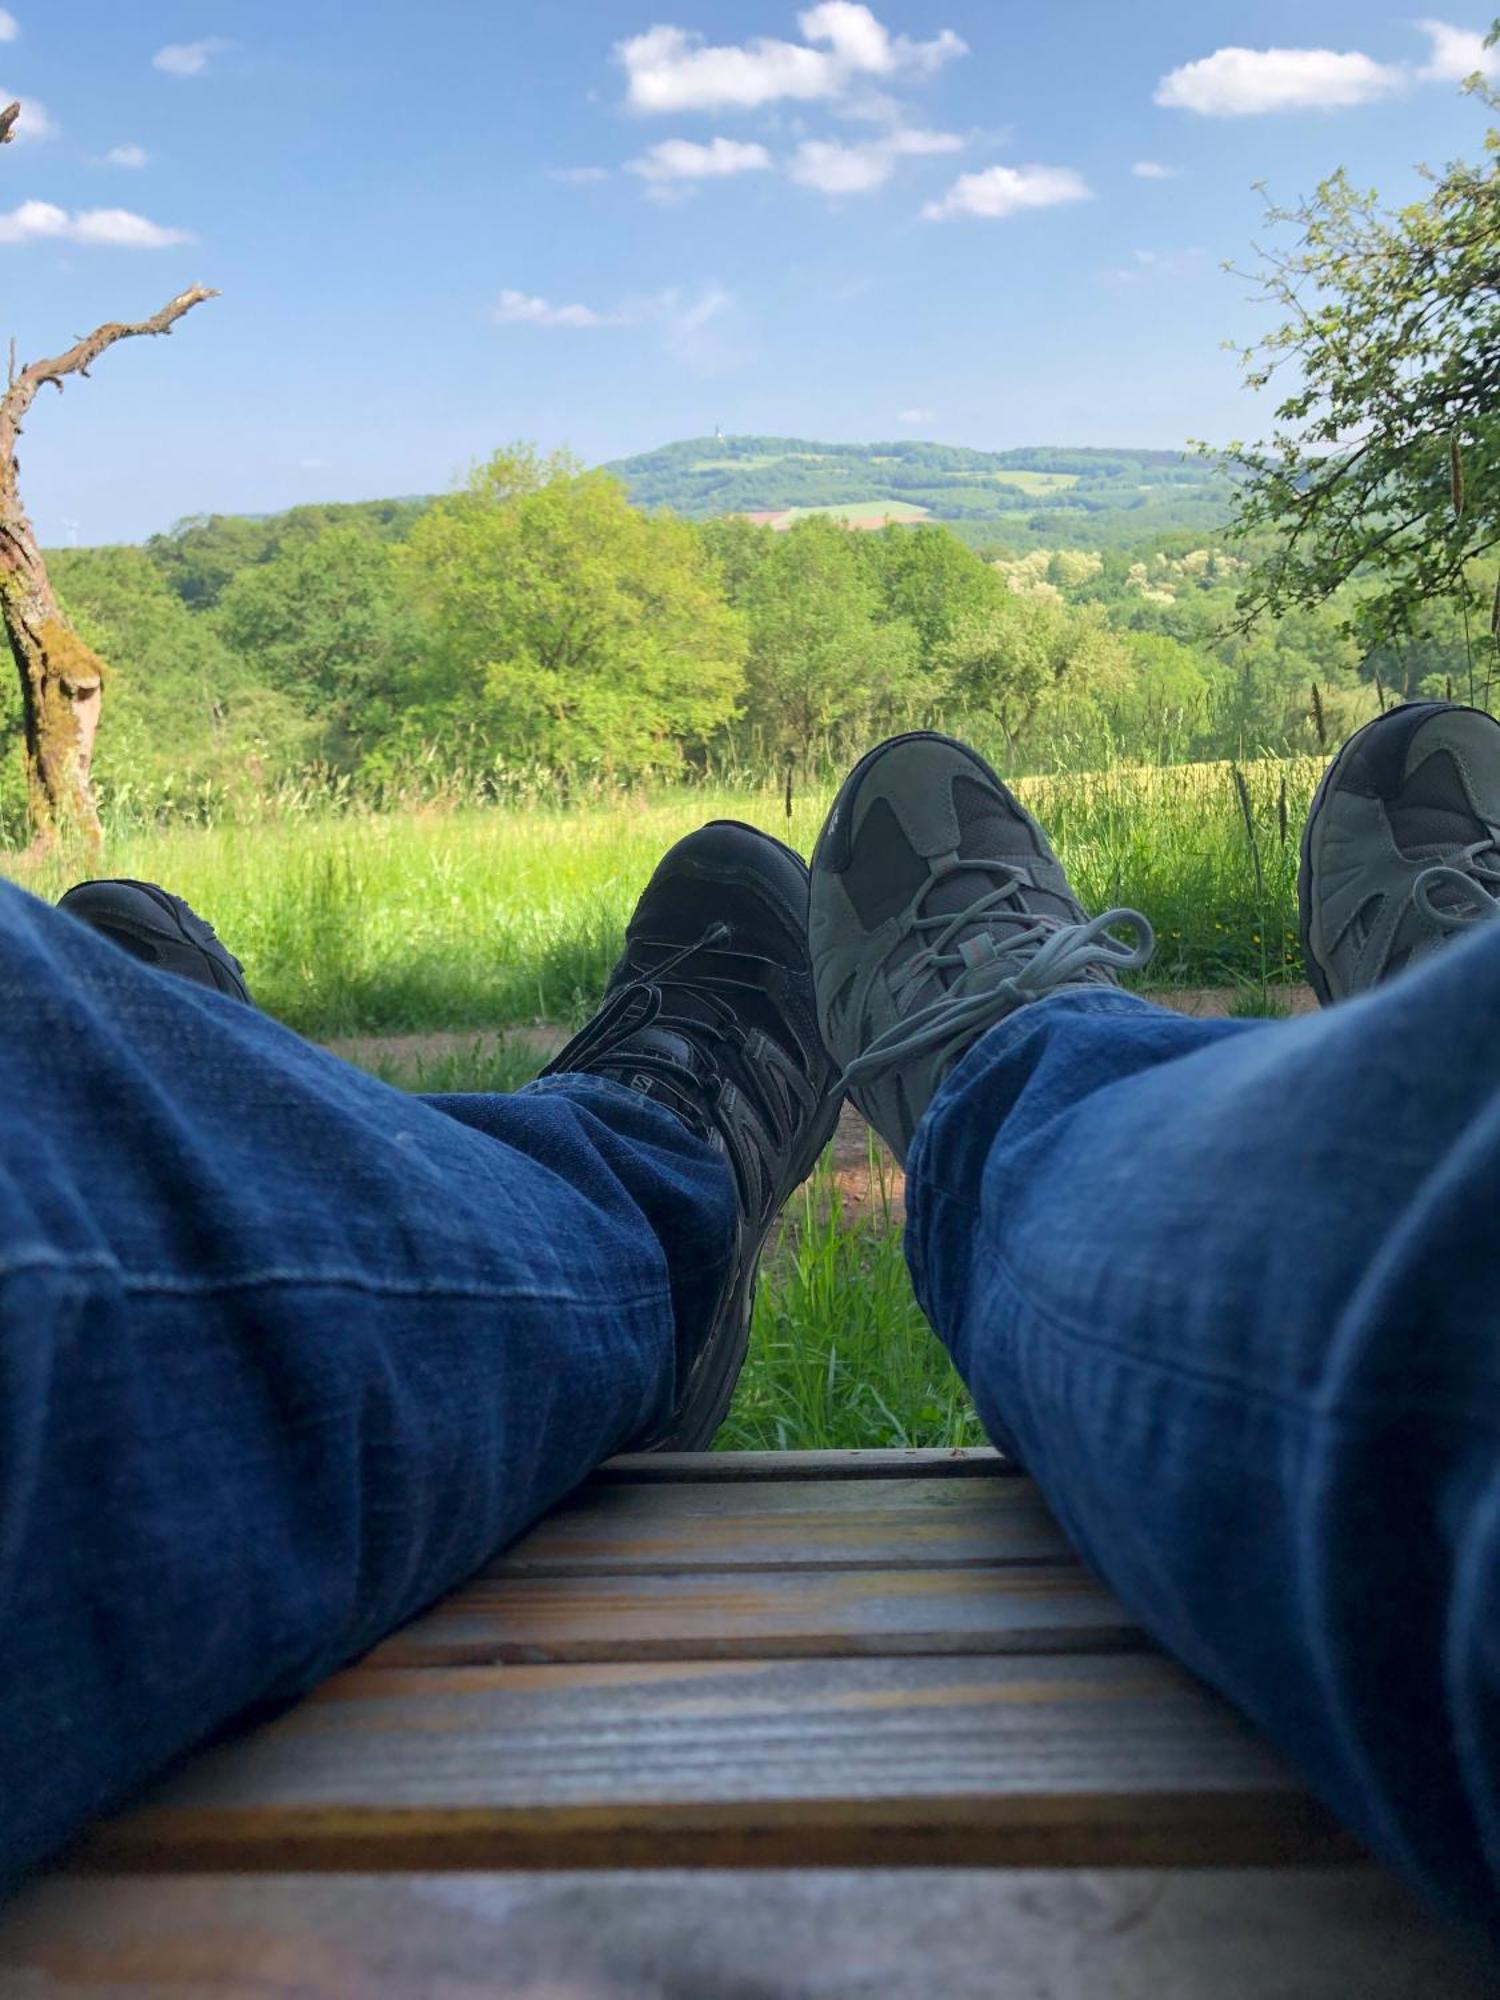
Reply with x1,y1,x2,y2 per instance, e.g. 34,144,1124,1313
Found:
0,879,1497,1932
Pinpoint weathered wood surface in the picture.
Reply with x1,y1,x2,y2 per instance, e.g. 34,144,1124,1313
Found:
3,1449,1483,1994
80,1652,1353,1872
2,1870,1487,1999
498,1472,1070,1573
366,1563,1141,1665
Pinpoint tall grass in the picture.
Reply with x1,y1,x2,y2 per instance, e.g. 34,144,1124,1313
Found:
6,754,1321,1037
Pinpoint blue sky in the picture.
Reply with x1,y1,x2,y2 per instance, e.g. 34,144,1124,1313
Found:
3,2,1493,542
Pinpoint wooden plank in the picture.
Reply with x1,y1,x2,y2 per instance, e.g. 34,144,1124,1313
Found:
366,1564,1138,1666
4,1870,1486,1998
78,1653,1358,1872
600,1447,1011,1482
496,1475,1073,1575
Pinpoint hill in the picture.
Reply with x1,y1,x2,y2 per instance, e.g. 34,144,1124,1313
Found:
604,435,1233,550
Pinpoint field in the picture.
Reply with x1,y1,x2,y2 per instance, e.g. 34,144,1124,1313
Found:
7,754,1318,1453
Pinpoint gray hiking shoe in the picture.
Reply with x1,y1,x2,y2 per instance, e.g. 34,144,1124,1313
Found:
1300,701,1500,1006
810,732,1153,1163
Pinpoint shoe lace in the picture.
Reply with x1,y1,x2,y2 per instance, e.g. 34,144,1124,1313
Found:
544,919,788,1152
1413,837,1500,933
841,859,1154,1094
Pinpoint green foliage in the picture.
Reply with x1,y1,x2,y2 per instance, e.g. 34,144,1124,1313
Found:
935,593,1128,751
51,545,316,825
737,515,920,761
403,445,746,778
214,526,423,763
1228,45,1500,672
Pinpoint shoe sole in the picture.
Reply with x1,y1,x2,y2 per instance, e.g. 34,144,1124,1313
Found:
1297,701,1457,1008
643,821,843,1454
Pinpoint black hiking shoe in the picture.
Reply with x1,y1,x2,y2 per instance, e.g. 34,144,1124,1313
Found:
58,878,251,1004
810,732,1153,1164
541,821,842,1452
1300,701,1500,1005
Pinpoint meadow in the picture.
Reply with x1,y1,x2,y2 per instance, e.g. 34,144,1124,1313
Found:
6,751,1320,1453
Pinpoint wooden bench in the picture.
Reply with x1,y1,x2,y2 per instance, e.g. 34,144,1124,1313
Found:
1,1448,1487,1994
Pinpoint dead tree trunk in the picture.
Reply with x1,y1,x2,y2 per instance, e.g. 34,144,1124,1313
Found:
0,284,216,849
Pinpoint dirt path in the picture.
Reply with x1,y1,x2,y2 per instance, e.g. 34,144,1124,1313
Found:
323,984,1318,1230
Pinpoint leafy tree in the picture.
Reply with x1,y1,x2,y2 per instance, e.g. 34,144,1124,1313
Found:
737,515,920,764
1227,37,1500,672
934,594,1128,754
214,525,423,762
51,546,314,815
403,446,745,778
861,523,1001,668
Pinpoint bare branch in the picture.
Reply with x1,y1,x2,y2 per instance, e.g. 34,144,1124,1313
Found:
0,285,218,467
0,103,20,148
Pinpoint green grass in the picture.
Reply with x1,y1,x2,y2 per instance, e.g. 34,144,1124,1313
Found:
5,755,1317,1039
986,470,1079,495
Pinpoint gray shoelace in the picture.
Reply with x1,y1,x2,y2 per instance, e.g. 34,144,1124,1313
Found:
1413,844,1500,933
840,889,1155,1097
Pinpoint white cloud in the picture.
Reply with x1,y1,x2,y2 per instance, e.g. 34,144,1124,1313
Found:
1155,46,1403,115
105,143,149,169
789,124,962,196
923,162,1092,222
616,5,964,113
152,38,234,78
0,200,189,246
897,407,935,424
0,93,55,142
0,12,19,43
550,165,610,184
494,288,620,329
1417,19,1499,81
628,137,773,182
1132,159,1177,179
789,137,894,193
494,282,747,374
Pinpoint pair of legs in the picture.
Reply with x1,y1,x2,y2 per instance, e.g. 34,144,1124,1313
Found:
2,704,1498,1937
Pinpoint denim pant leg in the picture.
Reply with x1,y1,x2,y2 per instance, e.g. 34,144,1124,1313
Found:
906,927,1500,1928
0,882,736,1885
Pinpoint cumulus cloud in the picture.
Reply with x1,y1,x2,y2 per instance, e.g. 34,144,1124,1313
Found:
627,137,773,182
0,12,19,42
923,162,1092,222
0,200,190,246
550,165,611,184
1105,246,1209,285
1417,19,1499,81
789,125,962,196
897,407,935,425
1155,46,1403,115
152,38,234,77
105,143,149,169
1132,159,1177,179
616,4,965,113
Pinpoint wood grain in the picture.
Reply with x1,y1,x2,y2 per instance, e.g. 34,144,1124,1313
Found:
79,1653,1357,1873
496,1474,1072,1575
5,1870,1485,1998
365,1563,1139,1665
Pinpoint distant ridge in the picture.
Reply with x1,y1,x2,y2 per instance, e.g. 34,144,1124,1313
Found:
604,435,1231,549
